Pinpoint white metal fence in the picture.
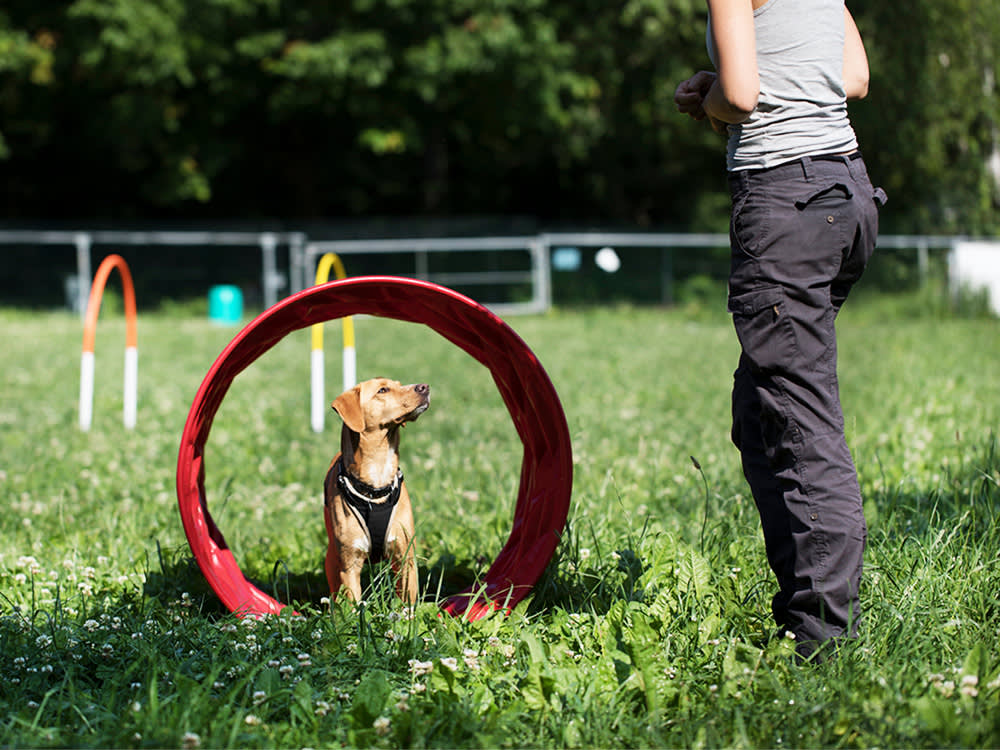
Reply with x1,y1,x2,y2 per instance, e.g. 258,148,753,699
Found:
0,229,304,313
297,236,549,316
0,229,983,315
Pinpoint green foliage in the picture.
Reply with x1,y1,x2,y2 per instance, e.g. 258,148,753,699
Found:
2,0,994,229
852,0,1000,233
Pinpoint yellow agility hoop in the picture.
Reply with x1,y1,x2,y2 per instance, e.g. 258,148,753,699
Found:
310,253,356,432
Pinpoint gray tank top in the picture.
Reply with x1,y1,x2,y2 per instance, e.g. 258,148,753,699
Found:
707,0,858,171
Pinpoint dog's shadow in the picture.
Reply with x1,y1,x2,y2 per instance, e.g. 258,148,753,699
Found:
144,546,483,615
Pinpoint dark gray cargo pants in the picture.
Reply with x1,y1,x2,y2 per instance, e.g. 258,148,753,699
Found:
727,152,885,656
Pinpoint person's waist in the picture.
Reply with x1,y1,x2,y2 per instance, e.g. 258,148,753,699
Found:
728,150,863,190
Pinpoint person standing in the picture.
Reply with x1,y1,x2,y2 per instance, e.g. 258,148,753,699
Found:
674,0,886,660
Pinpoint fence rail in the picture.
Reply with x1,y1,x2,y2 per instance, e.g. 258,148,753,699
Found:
1,229,986,315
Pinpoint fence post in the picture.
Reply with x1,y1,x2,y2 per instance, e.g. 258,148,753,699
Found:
74,233,92,320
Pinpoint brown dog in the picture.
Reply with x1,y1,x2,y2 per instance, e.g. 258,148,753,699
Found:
323,378,430,605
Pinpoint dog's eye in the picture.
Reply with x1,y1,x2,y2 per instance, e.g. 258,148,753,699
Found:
377,386,389,394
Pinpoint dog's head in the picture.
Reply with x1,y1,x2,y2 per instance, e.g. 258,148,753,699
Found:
331,378,431,435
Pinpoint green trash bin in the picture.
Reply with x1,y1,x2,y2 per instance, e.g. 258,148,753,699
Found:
209,285,243,325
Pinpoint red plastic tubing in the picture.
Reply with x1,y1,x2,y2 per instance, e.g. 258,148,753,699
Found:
176,276,573,620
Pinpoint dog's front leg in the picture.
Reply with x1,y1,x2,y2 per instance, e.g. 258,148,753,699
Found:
324,503,366,602
392,546,419,606
336,542,367,602
389,492,418,605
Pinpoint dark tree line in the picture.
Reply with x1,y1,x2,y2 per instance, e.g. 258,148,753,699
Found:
2,0,998,234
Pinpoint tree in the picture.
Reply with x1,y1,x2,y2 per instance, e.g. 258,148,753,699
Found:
850,0,1000,233
0,0,997,234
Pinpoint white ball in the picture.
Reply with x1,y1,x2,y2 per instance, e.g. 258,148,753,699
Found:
595,247,621,273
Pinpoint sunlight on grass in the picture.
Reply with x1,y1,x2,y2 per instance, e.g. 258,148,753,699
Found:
1,303,998,748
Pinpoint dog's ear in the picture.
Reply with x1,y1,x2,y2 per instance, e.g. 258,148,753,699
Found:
331,386,365,433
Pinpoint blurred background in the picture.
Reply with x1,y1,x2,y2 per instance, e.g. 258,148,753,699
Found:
2,0,998,311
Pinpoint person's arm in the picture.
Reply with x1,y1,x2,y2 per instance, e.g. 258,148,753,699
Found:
842,7,869,100
703,0,759,123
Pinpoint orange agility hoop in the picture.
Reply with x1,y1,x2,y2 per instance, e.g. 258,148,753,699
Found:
176,277,573,620
80,254,138,431
310,253,356,433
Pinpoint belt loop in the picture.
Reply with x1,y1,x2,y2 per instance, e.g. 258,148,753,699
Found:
800,155,814,181
846,152,862,181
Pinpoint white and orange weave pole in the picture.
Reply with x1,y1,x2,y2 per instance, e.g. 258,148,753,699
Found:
310,253,356,432
80,254,138,431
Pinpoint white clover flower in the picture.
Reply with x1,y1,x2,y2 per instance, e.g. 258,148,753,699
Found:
439,657,458,672
253,691,267,705
936,680,956,697
314,700,331,716
408,659,433,677
373,716,391,736
463,649,480,671
245,714,261,726
960,675,979,697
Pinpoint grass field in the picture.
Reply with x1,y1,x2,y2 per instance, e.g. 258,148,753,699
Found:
1,295,998,748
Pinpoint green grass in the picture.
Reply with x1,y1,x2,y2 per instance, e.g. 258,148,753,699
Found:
1,298,998,748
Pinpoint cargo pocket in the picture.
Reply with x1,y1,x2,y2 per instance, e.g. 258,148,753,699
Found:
794,182,852,210
728,286,797,373
731,189,771,259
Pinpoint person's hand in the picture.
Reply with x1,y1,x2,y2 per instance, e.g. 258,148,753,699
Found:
674,70,718,120
708,115,728,134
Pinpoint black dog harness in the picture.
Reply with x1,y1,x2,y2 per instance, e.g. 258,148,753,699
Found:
332,457,403,562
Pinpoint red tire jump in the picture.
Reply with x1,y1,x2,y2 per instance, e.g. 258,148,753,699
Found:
176,277,573,620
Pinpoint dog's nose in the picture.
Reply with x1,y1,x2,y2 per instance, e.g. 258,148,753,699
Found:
414,383,429,395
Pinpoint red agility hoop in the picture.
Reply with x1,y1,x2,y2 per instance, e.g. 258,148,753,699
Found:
176,277,573,620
